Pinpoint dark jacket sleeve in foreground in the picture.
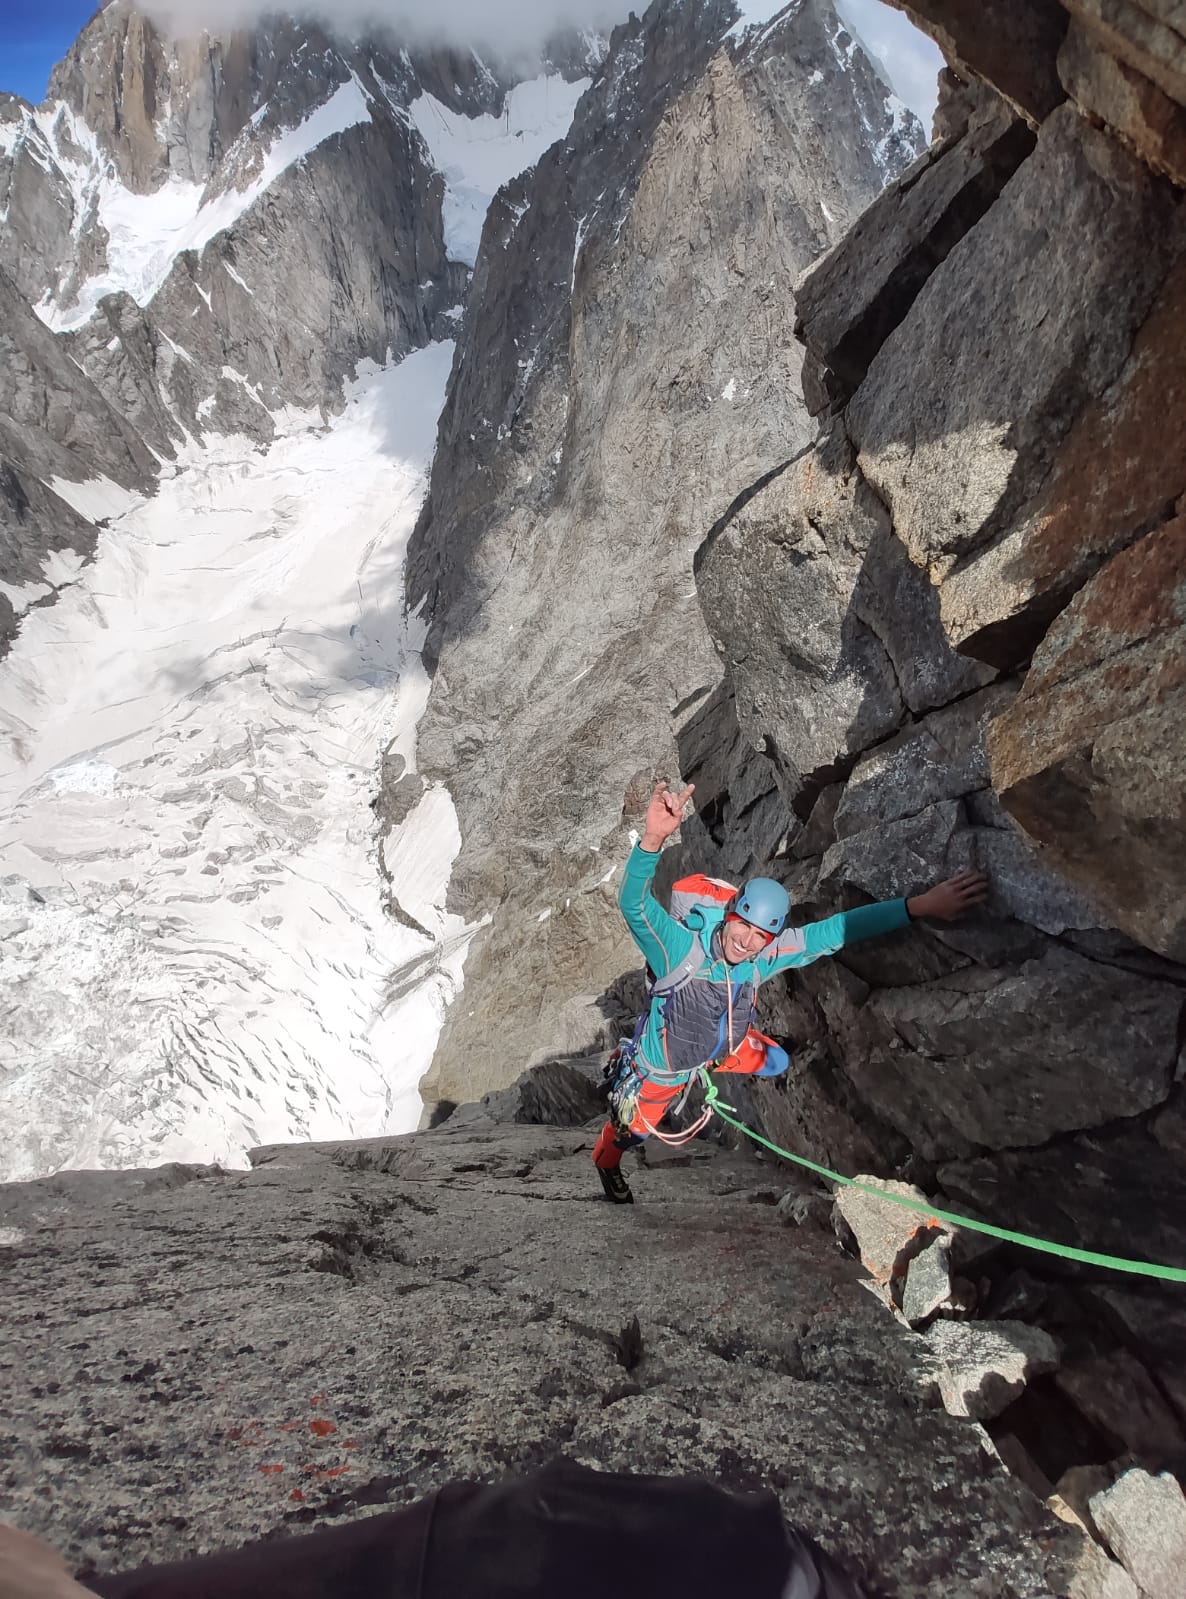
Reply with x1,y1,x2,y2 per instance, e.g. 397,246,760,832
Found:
84,1493,436,1599
85,1458,870,1599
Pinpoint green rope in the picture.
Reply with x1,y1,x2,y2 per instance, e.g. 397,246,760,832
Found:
700,1078,1186,1284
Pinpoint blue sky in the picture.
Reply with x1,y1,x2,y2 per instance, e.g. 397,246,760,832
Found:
0,0,97,102
837,0,943,128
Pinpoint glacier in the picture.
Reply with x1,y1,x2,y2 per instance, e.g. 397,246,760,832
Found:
0,344,481,1182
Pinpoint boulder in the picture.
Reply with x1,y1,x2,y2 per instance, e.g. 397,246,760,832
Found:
833,1175,952,1304
1060,18,1186,186
1089,1469,1186,1599
848,106,1184,667
901,1236,955,1325
921,1318,1060,1419
989,511,1186,960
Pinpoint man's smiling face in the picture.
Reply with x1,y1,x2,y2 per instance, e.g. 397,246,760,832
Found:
721,913,773,965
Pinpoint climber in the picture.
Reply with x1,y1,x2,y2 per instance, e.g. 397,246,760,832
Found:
593,779,989,1203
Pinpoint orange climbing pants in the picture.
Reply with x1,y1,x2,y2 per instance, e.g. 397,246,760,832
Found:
592,1030,776,1171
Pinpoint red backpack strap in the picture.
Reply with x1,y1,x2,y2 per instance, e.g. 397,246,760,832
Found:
668,874,735,924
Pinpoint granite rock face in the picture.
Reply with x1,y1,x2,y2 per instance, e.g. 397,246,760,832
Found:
793,87,1036,413
680,2,1186,1347
988,510,1186,960
0,1117,1125,1599
847,105,1183,660
405,0,925,1113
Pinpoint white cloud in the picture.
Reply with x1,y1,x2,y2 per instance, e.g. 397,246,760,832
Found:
139,0,945,126
141,0,632,53
835,0,945,130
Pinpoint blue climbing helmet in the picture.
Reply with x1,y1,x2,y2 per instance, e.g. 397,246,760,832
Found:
732,876,790,937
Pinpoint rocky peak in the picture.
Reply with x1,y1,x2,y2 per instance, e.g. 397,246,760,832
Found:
46,5,373,192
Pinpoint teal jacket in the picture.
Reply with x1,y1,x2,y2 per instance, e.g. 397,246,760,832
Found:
618,843,910,1076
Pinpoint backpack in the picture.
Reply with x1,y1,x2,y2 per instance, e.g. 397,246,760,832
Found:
655,873,738,1001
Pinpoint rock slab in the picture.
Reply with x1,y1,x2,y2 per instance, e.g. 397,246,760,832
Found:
1089,1469,1186,1599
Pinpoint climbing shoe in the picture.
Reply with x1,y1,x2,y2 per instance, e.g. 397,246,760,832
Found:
598,1166,634,1205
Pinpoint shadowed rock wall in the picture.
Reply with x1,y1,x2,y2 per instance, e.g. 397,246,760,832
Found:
687,1,1186,1470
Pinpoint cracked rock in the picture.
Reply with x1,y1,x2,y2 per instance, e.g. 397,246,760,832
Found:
833,1175,953,1308
921,1318,1060,1420
1089,1468,1186,1599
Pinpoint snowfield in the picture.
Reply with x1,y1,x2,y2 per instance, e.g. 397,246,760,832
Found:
0,344,482,1182
31,79,375,332
409,73,590,265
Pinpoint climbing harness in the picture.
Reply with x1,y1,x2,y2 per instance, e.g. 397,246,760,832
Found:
699,1077,1186,1285
604,954,758,1147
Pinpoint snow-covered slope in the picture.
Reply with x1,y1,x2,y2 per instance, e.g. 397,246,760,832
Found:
0,347,481,1181
17,79,376,333
0,4,612,1181
409,73,591,265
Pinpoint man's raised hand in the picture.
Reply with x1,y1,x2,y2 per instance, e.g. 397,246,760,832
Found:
640,780,695,852
907,869,990,922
